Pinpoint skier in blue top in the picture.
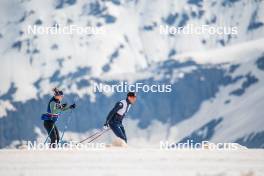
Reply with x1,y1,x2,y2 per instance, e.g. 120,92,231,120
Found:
41,88,76,147
104,92,137,143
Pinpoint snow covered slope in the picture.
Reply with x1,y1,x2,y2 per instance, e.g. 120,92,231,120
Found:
0,149,264,176
0,0,264,148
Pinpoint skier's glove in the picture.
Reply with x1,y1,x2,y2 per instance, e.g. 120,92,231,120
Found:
69,103,76,109
62,103,67,108
104,122,109,128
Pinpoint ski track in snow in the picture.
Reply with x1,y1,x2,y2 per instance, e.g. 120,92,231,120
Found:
0,149,263,176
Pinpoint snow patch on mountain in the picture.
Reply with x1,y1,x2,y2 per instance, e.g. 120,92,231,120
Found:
0,100,16,118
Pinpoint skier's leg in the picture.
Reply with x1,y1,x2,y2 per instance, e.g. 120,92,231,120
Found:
109,123,127,142
44,120,57,148
120,125,127,143
54,125,60,144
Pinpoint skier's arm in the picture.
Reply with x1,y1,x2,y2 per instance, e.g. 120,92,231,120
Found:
61,103,76,111
105,102,123,124
61,104,70,111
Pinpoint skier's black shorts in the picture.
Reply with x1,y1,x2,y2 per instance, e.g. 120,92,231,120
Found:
44,120,60,147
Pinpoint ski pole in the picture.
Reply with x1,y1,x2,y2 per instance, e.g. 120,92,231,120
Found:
78,128,106,144
59,110,73,143
86,128,110,143
60,95,78,143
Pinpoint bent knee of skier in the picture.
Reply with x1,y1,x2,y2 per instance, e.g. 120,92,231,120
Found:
110,124,127,143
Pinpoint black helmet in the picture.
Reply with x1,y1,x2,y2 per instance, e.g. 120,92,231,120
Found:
127,92,136,97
